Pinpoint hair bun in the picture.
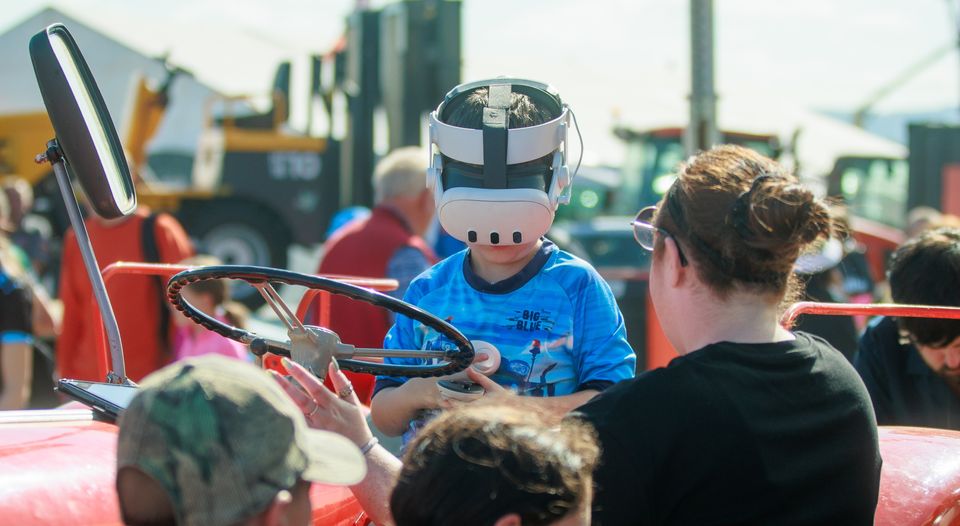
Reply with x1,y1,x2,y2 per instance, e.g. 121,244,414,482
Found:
735,178,832,259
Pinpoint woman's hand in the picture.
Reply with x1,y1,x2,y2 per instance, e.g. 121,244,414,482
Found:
271,357,373,448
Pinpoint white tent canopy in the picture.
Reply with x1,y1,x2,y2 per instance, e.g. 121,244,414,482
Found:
0,7,276,157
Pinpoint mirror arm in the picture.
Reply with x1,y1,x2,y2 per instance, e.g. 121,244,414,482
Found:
39,139,128,384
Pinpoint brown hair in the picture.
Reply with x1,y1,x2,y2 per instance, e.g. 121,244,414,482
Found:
656,145,833,299
179,255,249,328
390,403,599,526
889,227,960,346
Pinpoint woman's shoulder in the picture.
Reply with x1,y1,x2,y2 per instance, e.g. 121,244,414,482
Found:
578,363,703,423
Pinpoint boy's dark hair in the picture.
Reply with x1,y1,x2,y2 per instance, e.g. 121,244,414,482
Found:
390,404,599,526
444,88,556,130
441,87,558,188
889,227,960,347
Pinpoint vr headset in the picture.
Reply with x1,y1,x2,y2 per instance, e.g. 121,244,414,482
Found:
427,78,574,246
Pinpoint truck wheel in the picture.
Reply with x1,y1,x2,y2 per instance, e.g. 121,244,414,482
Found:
189,207,290,309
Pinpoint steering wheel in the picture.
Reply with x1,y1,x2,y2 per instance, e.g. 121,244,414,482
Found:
167,265,474,379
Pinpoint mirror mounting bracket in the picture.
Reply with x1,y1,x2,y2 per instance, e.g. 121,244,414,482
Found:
36,140,129,385
34,139,64,164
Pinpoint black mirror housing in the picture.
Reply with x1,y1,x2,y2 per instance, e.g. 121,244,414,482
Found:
29,23,136,219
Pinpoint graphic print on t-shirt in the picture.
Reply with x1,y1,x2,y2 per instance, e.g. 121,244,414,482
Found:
415,304,574,397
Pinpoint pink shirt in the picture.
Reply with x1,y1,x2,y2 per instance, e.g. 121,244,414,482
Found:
173,313,250,362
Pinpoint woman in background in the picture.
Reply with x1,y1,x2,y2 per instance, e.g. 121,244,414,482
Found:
0,190,57,409
171,255,250,362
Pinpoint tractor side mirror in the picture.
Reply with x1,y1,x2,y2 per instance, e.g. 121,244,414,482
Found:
29,23,136,219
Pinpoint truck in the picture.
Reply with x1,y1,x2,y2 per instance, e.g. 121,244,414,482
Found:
0,61,337,288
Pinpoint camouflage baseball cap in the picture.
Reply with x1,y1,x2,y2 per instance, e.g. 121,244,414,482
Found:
117,355,366,526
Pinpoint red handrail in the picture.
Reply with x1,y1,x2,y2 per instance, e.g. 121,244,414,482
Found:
294,274,397,328
781,302,960,327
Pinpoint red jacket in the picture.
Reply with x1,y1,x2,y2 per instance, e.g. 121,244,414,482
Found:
311,206,436,403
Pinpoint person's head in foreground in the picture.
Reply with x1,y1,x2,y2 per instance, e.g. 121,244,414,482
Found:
888,227,960,382
115,355,365,526
390,404,598,526
633,144,834,351
427,77,575,268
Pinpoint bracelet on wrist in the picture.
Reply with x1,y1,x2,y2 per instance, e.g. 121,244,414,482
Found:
359,436,379,455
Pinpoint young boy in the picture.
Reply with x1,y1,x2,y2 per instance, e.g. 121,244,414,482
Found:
370,78,636,440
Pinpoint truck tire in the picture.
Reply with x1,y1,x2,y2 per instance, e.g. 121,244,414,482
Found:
186,205,290,309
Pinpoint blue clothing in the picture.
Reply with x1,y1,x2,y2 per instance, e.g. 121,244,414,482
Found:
854,316,960,430
0,271,32,346
375,240,636,440
385,246,433,301
433,228,466,260
384,246,433,323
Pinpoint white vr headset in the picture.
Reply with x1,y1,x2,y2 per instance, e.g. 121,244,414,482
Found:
426,78,575,246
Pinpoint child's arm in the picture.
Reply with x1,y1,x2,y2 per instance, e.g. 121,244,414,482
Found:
370,378,443,436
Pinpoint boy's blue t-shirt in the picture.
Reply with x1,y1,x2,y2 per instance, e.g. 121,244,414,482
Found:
375,240,636,399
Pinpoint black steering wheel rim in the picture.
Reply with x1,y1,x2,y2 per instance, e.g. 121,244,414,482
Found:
167,265,474,377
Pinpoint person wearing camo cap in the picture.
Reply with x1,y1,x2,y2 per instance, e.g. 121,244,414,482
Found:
115,355,366,526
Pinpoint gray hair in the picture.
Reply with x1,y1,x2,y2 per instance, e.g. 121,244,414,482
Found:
373,147,428,204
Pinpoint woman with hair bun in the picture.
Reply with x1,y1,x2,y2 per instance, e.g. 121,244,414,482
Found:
573,145,882,525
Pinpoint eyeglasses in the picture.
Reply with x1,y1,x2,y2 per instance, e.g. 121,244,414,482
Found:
631,206,688,267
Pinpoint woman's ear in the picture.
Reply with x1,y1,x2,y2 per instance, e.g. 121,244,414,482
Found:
493,513,522,526
662,237,687,287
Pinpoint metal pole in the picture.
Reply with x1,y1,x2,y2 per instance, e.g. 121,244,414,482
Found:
687,0,719,155
50,155,127,383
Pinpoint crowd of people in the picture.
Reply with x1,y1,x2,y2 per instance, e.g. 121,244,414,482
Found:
2,73,960,526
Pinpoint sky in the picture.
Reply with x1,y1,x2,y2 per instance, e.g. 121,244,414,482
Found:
1,0,958,164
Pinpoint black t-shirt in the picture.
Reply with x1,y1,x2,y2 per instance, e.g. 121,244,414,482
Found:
576,333,881,526
854,316,960,429
792,277,859,361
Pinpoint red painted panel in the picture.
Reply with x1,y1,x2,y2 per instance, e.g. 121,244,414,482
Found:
876,427,960,526
0,410,364,526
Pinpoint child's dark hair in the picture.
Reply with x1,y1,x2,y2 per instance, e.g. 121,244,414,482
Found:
655,145,834,301
441,87,558,182
390,403,599,526
889,227,960,347
180,255,249,328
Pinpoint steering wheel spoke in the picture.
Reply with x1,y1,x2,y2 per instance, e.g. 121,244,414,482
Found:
253,281,306,333
167,265,474,379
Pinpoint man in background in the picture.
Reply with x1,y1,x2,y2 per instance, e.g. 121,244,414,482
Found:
309,147,436,403
855,227,960,429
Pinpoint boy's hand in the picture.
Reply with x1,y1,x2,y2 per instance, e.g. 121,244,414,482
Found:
399,376,444,410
